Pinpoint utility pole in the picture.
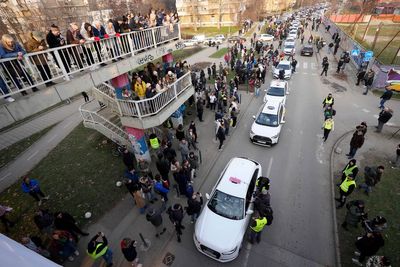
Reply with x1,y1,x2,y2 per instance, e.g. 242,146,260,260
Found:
218,0,222,30
361,14,373,42
371,22,383,51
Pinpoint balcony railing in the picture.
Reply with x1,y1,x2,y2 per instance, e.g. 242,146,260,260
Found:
0,24,180,99
94,71,192,119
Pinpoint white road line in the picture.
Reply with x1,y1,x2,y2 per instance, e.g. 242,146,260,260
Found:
353,104,360,108
387,122,396,126
303,72,308,75
267,157,273,177
63,121,73,129
27,150,39,161
311,73,317,76
362,108,370,113
0,172,12,182
243,242,253,266
373,115,379,119
47,134,58,143
303,62,308,69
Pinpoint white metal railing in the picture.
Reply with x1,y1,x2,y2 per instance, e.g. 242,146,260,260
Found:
0,24,180,99
93,71,192,119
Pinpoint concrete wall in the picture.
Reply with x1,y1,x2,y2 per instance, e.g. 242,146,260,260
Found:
0,40,184,129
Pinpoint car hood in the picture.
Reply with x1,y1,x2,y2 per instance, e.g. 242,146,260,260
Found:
264,95,285,103
195,206,244,252
251,121,281,137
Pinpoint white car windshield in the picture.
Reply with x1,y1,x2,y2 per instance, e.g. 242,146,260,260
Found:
268,86,285,97
208,190,244,220
277,64,291,70
256,112,279,127
285,44,295,49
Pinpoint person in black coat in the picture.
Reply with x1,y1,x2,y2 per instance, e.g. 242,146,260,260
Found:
197,97,204,122
186,192,203,223
376,108,393,133
54,211,88,240
216,121,226,150
156,153,170,183
146,205,166,237
379,87,393,109
122,149,135,171
120,238,141,266
167,204,185,242
352,232,384,265
356,69,366,86
46,24,71,73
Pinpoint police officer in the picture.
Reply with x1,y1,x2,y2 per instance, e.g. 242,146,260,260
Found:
341,159,359,181
322,117,334,142
87,232,113,267
149,133,160,152
249,211,267,244
322,93,334,108
335,174,356,208
255,176,270,193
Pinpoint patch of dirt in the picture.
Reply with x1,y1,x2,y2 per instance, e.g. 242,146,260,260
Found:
331,82,347,93
191,62,212,72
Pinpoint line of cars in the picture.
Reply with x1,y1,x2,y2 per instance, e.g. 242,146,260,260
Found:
183,34,248,47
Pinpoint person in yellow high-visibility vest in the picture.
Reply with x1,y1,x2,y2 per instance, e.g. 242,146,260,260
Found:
87,232,113,266
322,93,334,108
249,212,268,244
335,174,356,209
322,117,334,142
341,159,359,180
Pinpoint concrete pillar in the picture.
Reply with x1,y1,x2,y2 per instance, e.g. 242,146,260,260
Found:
125,127,151,162
111,73,131,99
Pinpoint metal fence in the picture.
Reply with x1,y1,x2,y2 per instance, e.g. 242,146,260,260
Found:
94,71,192,119
0,24,180,99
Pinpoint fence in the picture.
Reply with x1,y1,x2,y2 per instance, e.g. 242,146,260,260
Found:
322,16,397,89
94,71,193,119
0,24,180,99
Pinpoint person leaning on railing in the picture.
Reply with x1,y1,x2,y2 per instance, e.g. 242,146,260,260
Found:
66,22,91,69
105,19,121,59
46,24,72,75
24,31,55,87
0,34,39,97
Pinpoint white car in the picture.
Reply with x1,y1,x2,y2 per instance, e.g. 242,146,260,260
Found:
283,42,296,55
183,39,198,47
192,34,206,43
263,80,289,104
258,34,274,42
288,30,297,39
194,157,261,262
250,100,286,146
285,37,295,43
215,34,225,41
203,37,222,46
273,60,292,79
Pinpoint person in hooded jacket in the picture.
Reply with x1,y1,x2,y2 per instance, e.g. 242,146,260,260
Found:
46,24,71,73
341,200,366,230
120,238,141,267
186,192,203,223
167,203,184,242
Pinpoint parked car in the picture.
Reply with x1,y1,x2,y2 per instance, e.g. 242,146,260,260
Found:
258,34,274,42
215,34,225,41
192,34,206,43
194,157,262,262
273,60,292,80
300,44,314,56
183,39,199,47
288,30,297,39
283,42,296,55
228,36,246,44
250,99,286,146
263,80,289,104
203,37,223,46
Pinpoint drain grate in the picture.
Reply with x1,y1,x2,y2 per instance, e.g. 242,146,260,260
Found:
162,252,176,266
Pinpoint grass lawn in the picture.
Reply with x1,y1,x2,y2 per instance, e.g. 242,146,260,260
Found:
209,47,228,58
0,125,55,169
180,26,240,39
335,152,400,266
0,124,127,241
207,70,236,85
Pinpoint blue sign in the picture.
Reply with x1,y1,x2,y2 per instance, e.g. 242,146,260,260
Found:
364,50,374,62
351,49,360,56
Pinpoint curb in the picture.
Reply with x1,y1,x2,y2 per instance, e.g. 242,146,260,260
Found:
330,130,353,267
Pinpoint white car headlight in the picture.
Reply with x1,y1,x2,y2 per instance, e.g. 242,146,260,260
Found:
250,130,255,135
222,246,237,255
272,134,279,139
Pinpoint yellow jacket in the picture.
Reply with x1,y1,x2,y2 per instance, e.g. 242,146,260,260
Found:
134,81,146,98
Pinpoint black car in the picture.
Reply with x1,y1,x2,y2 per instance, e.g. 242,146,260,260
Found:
300,45,314,56
227,36,247,44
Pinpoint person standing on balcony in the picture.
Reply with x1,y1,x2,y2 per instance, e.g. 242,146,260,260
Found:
92,21,108,65
66,22,92,69
134,77,146,100
0,34,39,95
105,19,120,59
24,31,55,86
46,24,72,74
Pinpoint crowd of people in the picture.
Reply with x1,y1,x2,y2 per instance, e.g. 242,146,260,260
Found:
0,8,179,103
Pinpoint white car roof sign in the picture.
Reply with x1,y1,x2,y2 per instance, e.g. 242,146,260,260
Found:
229,177,241,184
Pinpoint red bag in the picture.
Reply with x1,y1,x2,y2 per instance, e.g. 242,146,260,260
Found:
115,33,121,37
104,34,110,39
94,37,100,42
162,179,169,189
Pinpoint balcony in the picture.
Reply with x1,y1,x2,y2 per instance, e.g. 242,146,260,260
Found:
0,24,184,128
91,71,194,129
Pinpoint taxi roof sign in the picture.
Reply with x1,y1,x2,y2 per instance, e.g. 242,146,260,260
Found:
229,177,241,184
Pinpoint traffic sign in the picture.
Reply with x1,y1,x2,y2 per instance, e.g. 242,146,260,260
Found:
351,49,360,56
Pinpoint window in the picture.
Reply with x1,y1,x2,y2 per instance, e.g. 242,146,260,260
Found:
256,113,279,127
267,86,285,97
245,169,258,210
208,190,244,220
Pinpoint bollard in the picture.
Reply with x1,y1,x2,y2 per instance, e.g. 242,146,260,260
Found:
139,233,151,252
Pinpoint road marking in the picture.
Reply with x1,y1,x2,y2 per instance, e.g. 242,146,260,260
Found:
362,108,370,113
47,134,58,143
63,121,73,129
373,115,379,119
311,73,317,76
27,150,39,161
353,104,360,108
303,72,308,75
267,157,273,177
0,172,11,182
243,242,252,266
311,63,317,69
316,135,325,164
303,62,308,69
387,122,396,126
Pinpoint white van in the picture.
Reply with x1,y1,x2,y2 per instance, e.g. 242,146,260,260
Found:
192,34,206,43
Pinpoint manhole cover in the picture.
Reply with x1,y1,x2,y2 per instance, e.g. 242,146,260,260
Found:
163,252,175,266
331,82,347,92
191,62,212,71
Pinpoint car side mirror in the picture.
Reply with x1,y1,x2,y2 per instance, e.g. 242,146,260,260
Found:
281,119,286,124
252,115,256,120
246,210,254,215
205,193,210,200
286,91,290,95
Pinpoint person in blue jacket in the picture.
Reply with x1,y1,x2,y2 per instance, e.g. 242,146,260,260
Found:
154,174,169,202
21,176,49,206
